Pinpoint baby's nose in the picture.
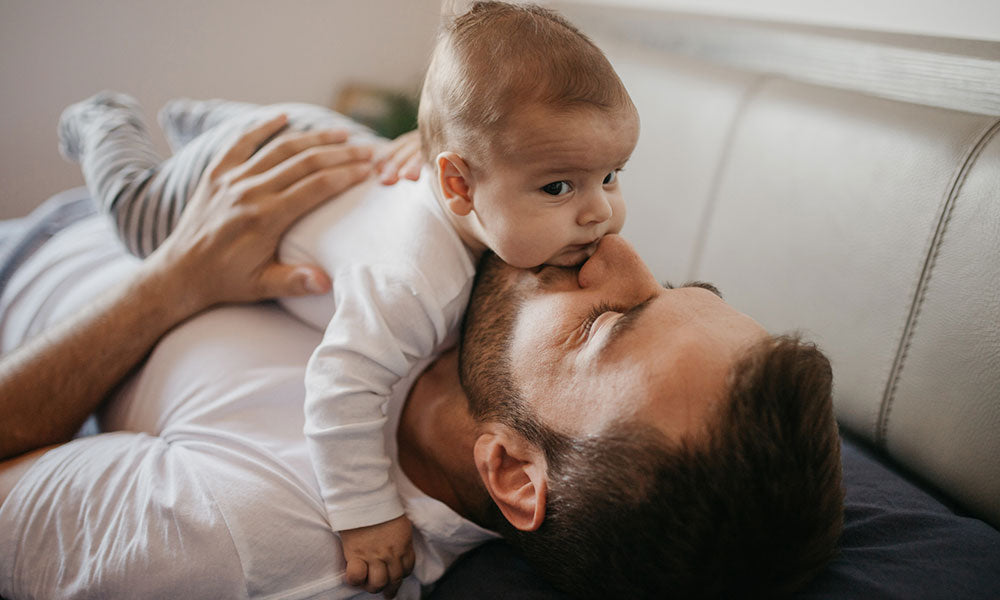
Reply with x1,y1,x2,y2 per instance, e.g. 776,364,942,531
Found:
578,191,614,226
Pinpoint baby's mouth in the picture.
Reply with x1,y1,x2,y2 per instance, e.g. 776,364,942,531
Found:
548,240,599,267
570,240,600,255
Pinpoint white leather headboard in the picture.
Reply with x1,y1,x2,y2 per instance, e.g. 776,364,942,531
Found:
556,2,1000,527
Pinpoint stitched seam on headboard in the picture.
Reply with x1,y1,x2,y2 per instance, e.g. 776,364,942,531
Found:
685,75,771,281
876,117,1000,446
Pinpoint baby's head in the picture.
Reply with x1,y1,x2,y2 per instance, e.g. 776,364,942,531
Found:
419,1,639,268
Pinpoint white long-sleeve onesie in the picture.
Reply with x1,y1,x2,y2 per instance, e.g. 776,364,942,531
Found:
279,170,476,531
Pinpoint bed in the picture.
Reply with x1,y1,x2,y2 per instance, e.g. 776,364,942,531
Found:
2,192,997,597
2,2,1000,597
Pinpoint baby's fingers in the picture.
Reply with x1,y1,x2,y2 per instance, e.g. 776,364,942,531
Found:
383,548,415,599
344,557,368,587
375,130,423,185
383,578,401,599
401,547,416,576
365,560,389,594
400,153,423,181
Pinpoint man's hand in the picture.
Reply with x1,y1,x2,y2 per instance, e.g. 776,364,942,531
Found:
340,515,416,599
373,129,424,185
146,113,374,316
0,114,373,461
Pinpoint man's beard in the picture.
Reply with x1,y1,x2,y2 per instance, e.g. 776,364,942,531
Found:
458,254,574,455
458,252,523,422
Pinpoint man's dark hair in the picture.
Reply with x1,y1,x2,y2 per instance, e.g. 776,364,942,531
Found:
479,334,844,599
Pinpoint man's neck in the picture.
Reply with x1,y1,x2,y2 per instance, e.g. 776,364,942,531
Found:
396,348,495,527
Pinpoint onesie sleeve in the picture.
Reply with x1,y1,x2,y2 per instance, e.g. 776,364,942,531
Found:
304,263,451,532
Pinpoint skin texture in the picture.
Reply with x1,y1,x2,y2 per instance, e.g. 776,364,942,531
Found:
435,103,639,268
0,114,373,488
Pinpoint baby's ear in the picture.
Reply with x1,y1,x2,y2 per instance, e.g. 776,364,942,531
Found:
436,152,474,216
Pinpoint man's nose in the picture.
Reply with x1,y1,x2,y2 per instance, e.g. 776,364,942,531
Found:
577,234,651,289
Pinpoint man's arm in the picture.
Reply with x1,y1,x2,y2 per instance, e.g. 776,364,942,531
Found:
0,114,373,460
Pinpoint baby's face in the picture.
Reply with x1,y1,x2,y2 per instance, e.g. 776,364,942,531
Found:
468,103,639,268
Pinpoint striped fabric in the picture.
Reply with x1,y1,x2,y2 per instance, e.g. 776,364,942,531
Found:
58,92,378,257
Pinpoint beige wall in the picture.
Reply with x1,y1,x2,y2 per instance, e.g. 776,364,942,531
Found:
0,0,442,219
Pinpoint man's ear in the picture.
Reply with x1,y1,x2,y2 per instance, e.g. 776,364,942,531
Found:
436,152,474,216
474,427,547,532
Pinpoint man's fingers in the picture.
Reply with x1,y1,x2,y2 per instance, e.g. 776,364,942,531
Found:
344,557,368,587
236,128,353,182
274,162,372,227
209,114,289,177
256,264,330,299
257,143,373,194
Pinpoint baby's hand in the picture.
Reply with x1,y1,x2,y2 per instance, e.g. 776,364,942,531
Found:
341,515,416,598
373,129,424,185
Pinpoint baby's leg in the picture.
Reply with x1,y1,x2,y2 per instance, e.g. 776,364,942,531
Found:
58,92,210,258
159,98,380,151
61,93,380,258
158,98,266,151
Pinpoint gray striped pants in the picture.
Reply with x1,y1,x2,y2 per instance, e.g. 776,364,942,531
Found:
58,92,378,258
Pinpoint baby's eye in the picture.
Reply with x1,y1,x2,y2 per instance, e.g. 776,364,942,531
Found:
603,170,618,185
541,181,571,196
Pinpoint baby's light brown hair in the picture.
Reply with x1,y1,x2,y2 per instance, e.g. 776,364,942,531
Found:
418,1,636,168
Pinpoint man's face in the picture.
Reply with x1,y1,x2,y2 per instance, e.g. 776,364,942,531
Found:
461,234,768,442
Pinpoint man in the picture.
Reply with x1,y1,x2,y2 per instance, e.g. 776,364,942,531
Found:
0,122,843,599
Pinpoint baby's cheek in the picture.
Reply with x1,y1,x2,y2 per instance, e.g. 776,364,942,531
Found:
493,223,563,268
609,196,627,233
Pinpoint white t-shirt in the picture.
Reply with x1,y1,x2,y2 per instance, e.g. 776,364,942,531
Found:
0,215,496,599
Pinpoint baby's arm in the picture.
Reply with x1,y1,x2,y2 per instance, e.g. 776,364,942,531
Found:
305,265,448,597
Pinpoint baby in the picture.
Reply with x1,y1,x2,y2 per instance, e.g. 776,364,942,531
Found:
59,2,639,596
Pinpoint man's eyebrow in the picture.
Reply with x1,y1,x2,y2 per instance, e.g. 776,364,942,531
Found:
602,295,656,354
663,280,724,299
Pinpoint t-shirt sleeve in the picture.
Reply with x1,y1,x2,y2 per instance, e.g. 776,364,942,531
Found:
304,264,450,531
0,433,249,599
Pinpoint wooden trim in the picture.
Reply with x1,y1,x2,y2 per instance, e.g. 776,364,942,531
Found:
555,2,1000,116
